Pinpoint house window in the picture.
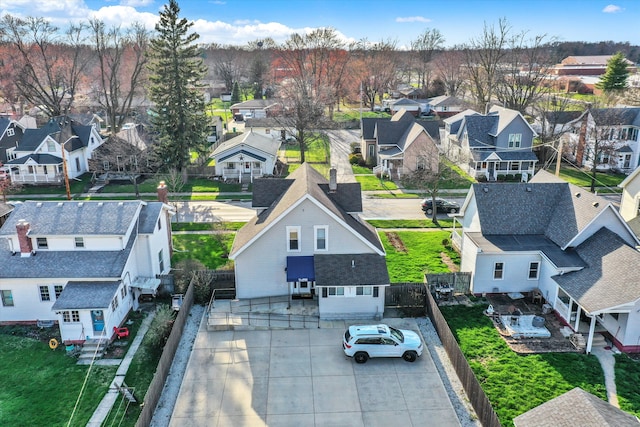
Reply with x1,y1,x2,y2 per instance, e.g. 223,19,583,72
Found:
226,162,235,169
493,262,504,280
28,165,34,174
39,285,50,301
314,226,327,251
121,285,127,299
75,158,81,172
54,285,63,299
158,249,165,273
265,128,270,134
624,154,631,168
508,133,522,148
528,262,539,280
631,128,639,141
368,144,375,159
356,286,372,296
111,295,119,311
62,310,80,323
74,237,84,248
36,238,48,249
7,128,14,137
558,288,570,305
373,286,379,298
1,290,14,307
328,287,344,296
6,149,16,160
157,218,162,230
510,162,520,171
47,140,55,151
287,226,301,251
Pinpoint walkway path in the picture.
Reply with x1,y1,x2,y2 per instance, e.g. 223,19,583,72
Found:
86,309,156,427
591,345,620,407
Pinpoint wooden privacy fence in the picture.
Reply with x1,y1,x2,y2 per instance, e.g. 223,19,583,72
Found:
136,276,195,427
425,290,501,427
385,283,428,308
425,272,472,295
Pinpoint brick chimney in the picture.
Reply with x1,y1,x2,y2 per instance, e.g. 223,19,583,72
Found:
16,219,33,257
329,168,337,193
157,181,168,204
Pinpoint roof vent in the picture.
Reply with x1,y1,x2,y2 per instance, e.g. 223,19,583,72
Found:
78,202,84,207
36,202,42,207
526,186,532,192
483,187,489,193
118,201,124,206
593,202,599,208
575,192,581,198
97,202,103,207
57,202,63,207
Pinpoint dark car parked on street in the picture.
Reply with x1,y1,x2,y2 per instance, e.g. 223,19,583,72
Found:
421,197,460,215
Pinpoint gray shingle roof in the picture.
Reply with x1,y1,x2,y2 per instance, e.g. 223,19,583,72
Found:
51,281,121,310
314,254,389,286
472,181,608,248
230,99,279,110
0,200,143,236
18,121,59,151
0,231,134,278
231,163,382,257
553,227,640,313
590,108,640,126
463,115,498,147
513,387,639,427
138,202,164,234
6,153,62,165
472,150,539,161
0,202,13,217
211,130,280,159
361,117,387,140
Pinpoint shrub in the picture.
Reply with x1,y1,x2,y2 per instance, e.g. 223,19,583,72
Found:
173,259,207,294
349,153,363,165
145,305,176,352
350,142,361,154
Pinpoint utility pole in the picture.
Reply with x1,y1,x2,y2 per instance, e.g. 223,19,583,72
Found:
555,139,563,176
61,136,78,200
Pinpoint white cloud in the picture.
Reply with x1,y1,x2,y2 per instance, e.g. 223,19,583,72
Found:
89,6,159,29
602,4,623,13
395,16,431,23
209,0,226,4
120,0,154,7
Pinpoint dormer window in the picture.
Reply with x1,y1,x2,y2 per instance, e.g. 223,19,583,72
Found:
508,133,522,148
7,128,14,137
74,237,84,248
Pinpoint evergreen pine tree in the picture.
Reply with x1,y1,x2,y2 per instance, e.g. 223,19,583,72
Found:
597,52,629,91
147,0,208,174
231,81,240,104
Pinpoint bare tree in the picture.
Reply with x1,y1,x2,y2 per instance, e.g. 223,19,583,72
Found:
275,29,347,162
461,18,510,112
494,32,556,114
433,49,466,97
0,15,89,118
89,20,149,135
353,39,398,110
209,46,248,92
401,154,445,226
411,28,445,91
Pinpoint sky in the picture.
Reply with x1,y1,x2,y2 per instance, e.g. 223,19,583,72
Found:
0,0,639,48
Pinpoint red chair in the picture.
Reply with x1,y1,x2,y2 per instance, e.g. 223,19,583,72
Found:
113,326,129,339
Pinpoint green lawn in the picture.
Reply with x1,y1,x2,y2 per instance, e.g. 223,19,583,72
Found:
351,164,372,175
442,305,606,427
172,234,235,269
172,221,246,231
355,175,398,191
367,219,453,229
614,354,640,417
0,333,117,427
551,166,625,189
102,177,241,193
332,110,390,121
15,173,93,195
282,133,330,164
381,230,459,282
401,160,475,191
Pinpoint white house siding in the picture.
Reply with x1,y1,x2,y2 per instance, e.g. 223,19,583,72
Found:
460,237,478,278
0,278,66,323
471,252,543,295
234,198,379,299
618,307,640,348
570,208,637,248
317,286,386,319
22,235,124,252
620,176,640,221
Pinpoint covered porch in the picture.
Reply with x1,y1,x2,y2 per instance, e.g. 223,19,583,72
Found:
470,151,537,181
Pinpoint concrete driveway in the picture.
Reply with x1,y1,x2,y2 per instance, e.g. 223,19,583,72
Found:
169,315,460,427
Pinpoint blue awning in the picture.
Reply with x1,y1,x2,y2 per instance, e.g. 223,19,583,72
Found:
286,256,315,282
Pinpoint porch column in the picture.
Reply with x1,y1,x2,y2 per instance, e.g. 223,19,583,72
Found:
573,305,581,331
586,315,597,354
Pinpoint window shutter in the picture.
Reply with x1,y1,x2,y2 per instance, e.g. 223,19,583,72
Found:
322,287,327,298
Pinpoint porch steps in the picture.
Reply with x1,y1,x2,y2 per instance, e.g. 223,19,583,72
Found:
77,338,108,363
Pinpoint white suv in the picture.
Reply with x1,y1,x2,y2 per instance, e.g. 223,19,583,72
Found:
342,324,424,363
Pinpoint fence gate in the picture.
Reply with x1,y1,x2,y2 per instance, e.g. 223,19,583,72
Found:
425,272,471,294
385,283,427,308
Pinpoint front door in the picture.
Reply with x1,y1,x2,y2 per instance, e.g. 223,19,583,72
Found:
91,310,105,333
244,162,251,173
487,162,495,180
292,280,314,296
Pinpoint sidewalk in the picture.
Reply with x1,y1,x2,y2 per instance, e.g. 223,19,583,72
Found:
86,309,156,427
